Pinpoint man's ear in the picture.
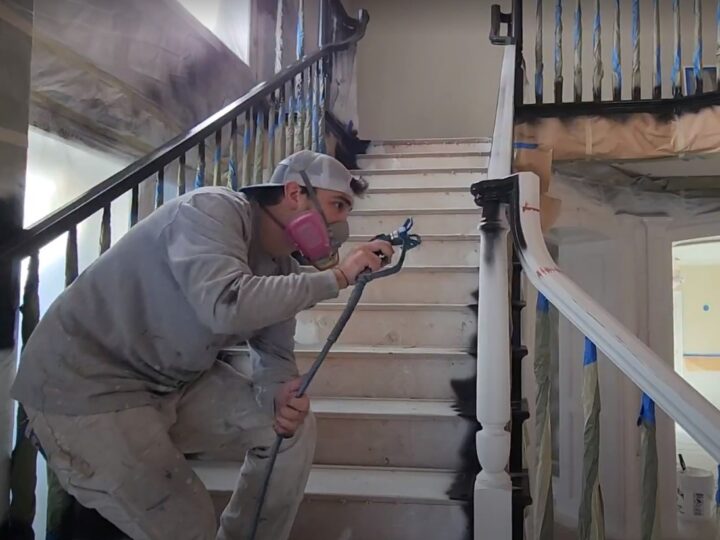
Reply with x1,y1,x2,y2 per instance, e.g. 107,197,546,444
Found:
284,181,303,209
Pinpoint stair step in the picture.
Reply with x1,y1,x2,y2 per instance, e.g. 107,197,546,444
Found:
361,186,476,210
353,168,486,188
296,303,476,349
342,234,480,267
223,346,474,400
311,397,467,469
333,266,477,304
357,151,489,170
195,463,470,540
349,207,480,236
313,397,456,419
366,136,491,155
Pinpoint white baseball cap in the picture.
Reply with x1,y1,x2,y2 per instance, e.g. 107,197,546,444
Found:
241,150,356,198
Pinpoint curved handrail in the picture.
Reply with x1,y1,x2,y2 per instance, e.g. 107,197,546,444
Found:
511,171,720,462
0,2,369,262
483,1,720,465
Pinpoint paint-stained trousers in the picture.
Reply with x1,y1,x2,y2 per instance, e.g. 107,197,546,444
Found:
23,361,316,540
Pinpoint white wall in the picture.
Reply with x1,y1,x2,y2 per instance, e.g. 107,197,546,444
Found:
345,0,508,140
177,0,252,63
23,128,133,315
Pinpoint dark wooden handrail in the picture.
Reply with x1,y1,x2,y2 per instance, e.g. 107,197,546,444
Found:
0,4,368,262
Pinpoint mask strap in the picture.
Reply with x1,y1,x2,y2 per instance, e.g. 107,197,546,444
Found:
260,204,287,232
297,170,330,224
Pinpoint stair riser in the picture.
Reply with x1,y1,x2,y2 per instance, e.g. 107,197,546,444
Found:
298,355,475,399
366,141,491,154
225,352,475,400
334,270,477,304
290,499,470,540
314,415,468,469
349,212,479,236
295,308,476,349
341,239,480,267
358,155,489,170
360,190,476,210
209,493,470,540
359,171,485,188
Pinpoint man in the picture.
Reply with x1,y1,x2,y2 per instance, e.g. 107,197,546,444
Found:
11,150,393,539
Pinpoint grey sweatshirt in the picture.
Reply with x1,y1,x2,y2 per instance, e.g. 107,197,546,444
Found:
12,187,340,416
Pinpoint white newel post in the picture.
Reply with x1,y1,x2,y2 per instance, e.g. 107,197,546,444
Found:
475,205,513,539
473,38,517,538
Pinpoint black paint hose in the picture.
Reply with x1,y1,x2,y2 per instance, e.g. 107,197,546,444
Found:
248,219,421,540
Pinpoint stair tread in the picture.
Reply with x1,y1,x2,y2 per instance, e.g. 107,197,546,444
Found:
365,186,471,194
351,207,479,216
353,265,477,272
310,302,471,311
352,167,487,175
222,345,469,357
358,151,490,159
194,462,462,504
370,137,491,145
348,233,479,241
312,397,457,418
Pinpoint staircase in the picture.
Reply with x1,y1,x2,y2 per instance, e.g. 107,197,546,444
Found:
194,137,492,539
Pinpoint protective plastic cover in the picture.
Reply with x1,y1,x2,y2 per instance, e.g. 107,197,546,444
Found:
28,0,256,158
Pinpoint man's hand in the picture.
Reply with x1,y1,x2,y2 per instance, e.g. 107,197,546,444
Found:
335,240,394,287
274,378,310,437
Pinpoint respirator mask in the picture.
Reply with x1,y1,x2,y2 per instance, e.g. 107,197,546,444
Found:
265,170,349,270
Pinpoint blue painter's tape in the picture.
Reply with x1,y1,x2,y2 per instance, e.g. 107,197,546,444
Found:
537,292,550,313
555,0,563,68
637,393,656,426
671,0,681,87
612,47,622,85
243,125,251,150
229,159,238,191
535,72,543,98
593,10,601,47
583,337,597,366
194,163,205,190
514,142,539,149
632,0,640,45
716,464,720,505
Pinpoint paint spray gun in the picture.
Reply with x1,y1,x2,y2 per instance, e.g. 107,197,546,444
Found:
249,218,421,540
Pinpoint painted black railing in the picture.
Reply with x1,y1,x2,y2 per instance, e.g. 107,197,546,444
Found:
0,1,368,537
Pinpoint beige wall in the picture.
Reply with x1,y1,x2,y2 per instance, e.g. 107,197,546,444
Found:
680,265,720,354
347,0,507,140
676,263,720,425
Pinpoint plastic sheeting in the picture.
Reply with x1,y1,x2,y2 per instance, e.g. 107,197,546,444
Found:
638,394,660,540
26,0,257,158
533,293,555,540
552,164,720,220
578,338,606,540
